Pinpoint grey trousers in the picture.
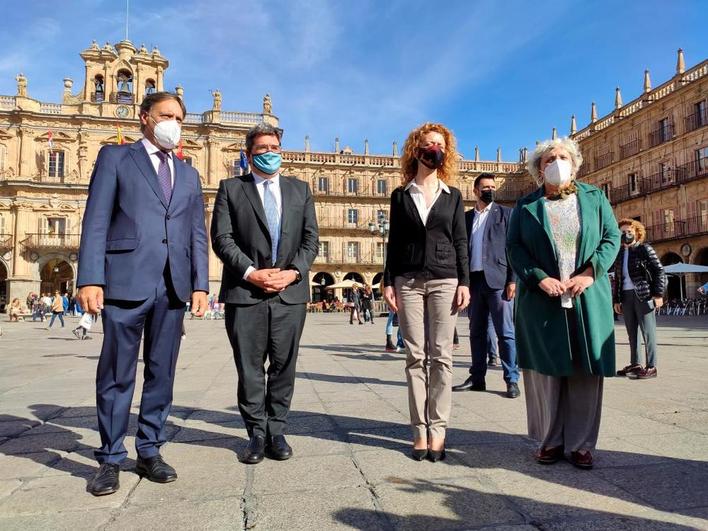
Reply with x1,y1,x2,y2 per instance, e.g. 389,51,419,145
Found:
395,275,458,440
621,289,658,367
523,369,603,452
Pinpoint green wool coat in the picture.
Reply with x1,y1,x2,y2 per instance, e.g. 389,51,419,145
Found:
507,182,621,377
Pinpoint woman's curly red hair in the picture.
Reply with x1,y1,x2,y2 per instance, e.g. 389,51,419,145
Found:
400,122,459,185
618,218,646,243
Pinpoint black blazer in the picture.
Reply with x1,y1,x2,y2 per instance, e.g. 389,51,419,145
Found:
612,242,665,303
465,203,514,290
211,173,319,304
384,184,469,287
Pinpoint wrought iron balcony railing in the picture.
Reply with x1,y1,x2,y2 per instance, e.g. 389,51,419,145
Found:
0,233,12,253
21,233,81,252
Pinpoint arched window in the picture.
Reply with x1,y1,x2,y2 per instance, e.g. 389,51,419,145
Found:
116,69,133,103
145,79,156,95
93,75,105,102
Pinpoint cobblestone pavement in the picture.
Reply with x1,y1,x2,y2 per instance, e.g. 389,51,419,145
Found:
0,312,707,530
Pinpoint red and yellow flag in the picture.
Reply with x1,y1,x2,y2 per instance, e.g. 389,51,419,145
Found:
176,139,184,160
116,126,125,145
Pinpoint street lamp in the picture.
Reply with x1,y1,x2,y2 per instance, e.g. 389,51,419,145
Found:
368,211,390,267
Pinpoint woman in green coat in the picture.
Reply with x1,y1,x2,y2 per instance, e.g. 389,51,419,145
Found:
507,137,620,470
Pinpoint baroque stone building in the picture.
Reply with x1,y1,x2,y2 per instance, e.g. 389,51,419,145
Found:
0,40,532,306
567,49,708,299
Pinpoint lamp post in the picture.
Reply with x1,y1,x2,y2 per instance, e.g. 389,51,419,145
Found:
368,211,390,269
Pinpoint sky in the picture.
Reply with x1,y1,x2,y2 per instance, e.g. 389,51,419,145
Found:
0,0,706,161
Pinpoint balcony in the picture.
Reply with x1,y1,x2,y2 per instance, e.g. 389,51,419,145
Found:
317,216,376,232
110,92,134,104
645,216,708,244
648,123,674,148
619,139,641,159
314,255,383,266
0,233,12,254
684,107,707,133
594,152,614,171
21,233,80,252
90,91,105,103
675,157,708,185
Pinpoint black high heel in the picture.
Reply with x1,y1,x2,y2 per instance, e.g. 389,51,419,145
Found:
428,447,446,462
411,448,428,461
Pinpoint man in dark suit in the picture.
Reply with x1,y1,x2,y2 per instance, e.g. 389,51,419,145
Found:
211,123,318,464
77,92,209,495
452,173,520,398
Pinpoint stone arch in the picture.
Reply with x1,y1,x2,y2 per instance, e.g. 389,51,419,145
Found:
37,254,76,296
693,247,708,291
311,272,335,302
661,251,684,301
0,257,8,311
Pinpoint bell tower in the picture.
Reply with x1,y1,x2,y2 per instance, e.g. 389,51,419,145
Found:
77,39,169,118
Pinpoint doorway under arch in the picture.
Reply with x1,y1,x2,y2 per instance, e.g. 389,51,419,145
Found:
40,259,74,296
312,272,335,302
661,252,684,301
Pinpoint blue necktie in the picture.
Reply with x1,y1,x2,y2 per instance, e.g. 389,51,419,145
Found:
156,151,172,203
263,180,280,265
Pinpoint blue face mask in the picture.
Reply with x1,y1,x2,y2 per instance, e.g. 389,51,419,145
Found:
252,152,282,175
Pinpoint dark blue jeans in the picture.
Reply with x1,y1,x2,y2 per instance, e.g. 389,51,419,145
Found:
48,312,64,327
468,272,519,384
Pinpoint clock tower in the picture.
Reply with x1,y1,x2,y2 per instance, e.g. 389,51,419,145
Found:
64,39,170,119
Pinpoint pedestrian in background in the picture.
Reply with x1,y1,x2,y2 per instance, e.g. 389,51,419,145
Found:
47,291,65,328
613,218,665,379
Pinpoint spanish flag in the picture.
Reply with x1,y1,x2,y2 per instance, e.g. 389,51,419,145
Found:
176,139,184,160
116,126,125,145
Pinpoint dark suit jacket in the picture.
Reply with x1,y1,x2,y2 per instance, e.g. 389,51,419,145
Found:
466,203,514,290
211,173,319,305
383,185,469,287
77,141,209,302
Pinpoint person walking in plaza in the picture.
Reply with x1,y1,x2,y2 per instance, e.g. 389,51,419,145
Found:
613,219,665,379
348,286,364,325
361,284,375,323
383,122,470,462
77,92,209,496
47,291,65,328
211,122,319,465
452,173,520,398
507,137,620,470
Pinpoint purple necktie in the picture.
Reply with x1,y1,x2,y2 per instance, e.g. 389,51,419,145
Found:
156,151,172,203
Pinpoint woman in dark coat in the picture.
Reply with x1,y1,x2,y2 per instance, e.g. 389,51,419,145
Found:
613,218,665,379
507,137,620,470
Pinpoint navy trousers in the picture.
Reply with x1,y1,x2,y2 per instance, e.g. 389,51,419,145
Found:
468,272,519,384
95,269,185,464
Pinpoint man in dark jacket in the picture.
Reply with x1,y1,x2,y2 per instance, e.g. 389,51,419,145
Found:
452,173,520,398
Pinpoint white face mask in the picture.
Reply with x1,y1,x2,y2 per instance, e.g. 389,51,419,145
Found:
151,118,181,150
543,159,573,186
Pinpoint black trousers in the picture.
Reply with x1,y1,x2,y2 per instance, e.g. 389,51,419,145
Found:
225,297,307,438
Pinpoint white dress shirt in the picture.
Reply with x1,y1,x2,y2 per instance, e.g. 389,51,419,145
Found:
141,137,175,186
469,202,492,272
405,179,450,225
243,170,283,280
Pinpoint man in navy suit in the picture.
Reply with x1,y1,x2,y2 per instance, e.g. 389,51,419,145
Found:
77,92,209,495
452,173,520,398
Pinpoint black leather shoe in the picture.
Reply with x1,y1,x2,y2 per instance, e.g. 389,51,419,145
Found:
428,447,446,462
506,382,521,399
452,376,485,392
135,455,177,483
88,463,120,496
240,435,266,464
411,448,428,461
265,434,293,461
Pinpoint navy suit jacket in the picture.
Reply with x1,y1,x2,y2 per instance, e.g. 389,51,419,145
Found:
210,173,319,305
77,141,209,302
465,203,514,290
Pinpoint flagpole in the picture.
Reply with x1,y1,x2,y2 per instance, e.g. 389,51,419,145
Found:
125,0,129,41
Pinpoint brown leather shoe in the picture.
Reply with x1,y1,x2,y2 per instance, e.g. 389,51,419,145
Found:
617,363,641,376
569,450,593,469
534,446,564,464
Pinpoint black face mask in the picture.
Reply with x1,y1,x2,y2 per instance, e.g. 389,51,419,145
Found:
417,146,445,169
622,233,635,244
480,190,495,204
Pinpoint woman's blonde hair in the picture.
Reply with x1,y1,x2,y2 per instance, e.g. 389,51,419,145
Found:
400,122,459,185
618,218,646,243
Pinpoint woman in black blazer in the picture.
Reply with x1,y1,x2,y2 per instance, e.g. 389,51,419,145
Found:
383,122,470,462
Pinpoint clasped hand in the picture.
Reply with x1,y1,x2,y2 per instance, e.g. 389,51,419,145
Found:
247,268,297,293
539,270,594,298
